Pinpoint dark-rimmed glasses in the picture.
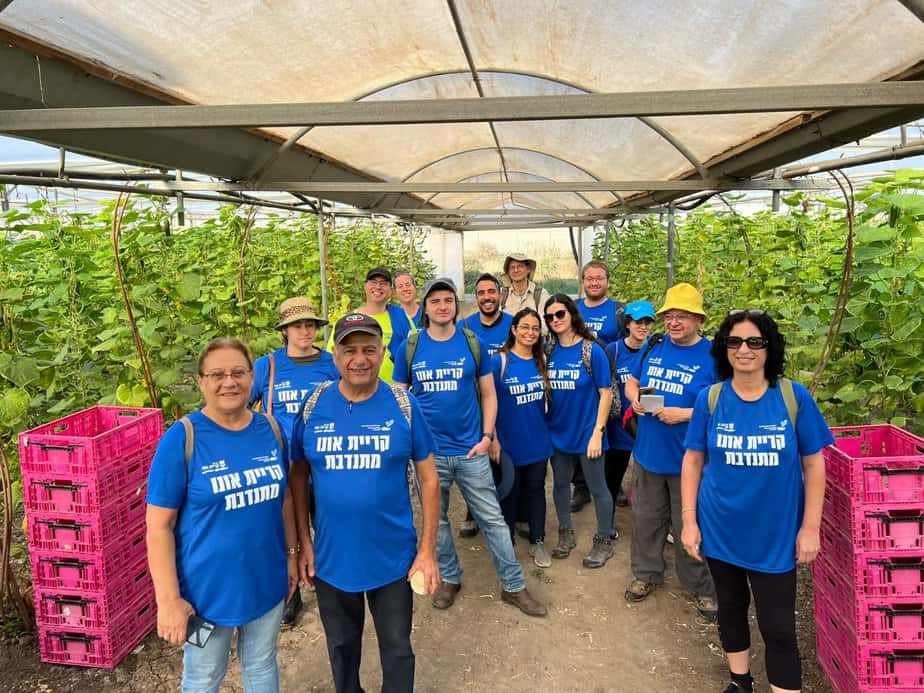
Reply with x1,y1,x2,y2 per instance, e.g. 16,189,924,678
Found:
725,336,769,350
200,368,252,383
544,309,568,322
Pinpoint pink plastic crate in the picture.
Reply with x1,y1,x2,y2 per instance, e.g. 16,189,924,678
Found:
27,495,146,554
816,620,859,693
861,646,924,689
22,443,153,516
19,406,162,477
826,425,924,505
861,555,924,599
34,582,154,630
859,509,924,553
862,599,924,644
38,598,156,669
814,550,857,612
31,539,148,593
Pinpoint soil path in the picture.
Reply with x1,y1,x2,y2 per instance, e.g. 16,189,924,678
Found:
2,483,833,692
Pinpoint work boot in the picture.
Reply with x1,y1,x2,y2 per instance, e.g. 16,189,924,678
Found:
551,527,576,559
281,587,303,626
693,594,718,621
501,588,547,617
458,519,479,538
570,486,591,512
624,578,657,603
432,581,461,609
582,534,615,569
528,541,552,568
615,489,629,507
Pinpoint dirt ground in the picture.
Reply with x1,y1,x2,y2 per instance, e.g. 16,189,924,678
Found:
3,481,833,693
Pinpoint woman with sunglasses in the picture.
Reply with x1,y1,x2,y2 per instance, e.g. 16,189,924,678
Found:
680,311,832,693
543,294,615,568
490,308,554,567
147,338,299,692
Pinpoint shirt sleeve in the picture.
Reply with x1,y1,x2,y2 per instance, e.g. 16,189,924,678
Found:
146,421,189,509
792,382,836,455
683,387,711,452
392,337,410,385
408,395,435,463
590,342,611,389
250,355,268,407
477,337,492,377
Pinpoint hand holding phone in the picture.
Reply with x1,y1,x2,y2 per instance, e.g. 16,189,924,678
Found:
186,615,216,648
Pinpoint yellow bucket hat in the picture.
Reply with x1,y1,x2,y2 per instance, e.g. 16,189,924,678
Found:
656,282,706,318
276,297,329,329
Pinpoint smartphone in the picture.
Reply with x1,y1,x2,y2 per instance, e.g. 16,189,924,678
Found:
640,394,664,413
186,614,216,648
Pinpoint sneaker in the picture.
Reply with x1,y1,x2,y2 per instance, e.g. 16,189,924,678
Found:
458,519,479,538
582,534,615,569
551,527,576,559
516,522,530,540
666,531,674,544
722,682,752,693
432,581,461,609
501,588,547,617
570,487,591,513
281,588,303,626
624,578,657,603
529,541,552,568
615,489,629,507
693,594,718,621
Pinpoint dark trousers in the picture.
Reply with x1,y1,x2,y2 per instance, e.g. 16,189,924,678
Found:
314,576,415,693
572,462,588,494
604,448,631,505
707,557,801,691
499,457,547,543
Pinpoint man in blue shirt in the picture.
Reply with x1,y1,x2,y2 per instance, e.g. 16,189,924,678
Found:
290,313,440,693
394,278,546,617
458,273,514,538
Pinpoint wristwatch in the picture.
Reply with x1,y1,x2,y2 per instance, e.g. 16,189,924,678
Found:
483,432,495,441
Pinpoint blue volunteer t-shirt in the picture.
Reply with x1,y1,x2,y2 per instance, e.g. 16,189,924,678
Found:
492,351,553,466
547,340,612,455
411,305,423,328
393,329,491,456
291,381,434,592
146,411,289,626
631,337,716,474
463,312,513,356
250,348,338,442
606,339,643,451
576,298,626,345
684,381,834,573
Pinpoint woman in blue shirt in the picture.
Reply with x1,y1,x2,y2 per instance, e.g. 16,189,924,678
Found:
491,308,554,567
681,310,832,693
543,294,614,569
147,338,298,692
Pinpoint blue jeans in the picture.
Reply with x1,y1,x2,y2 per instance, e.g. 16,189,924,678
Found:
182,599,285,693
551,450,614,537
435,453,525,592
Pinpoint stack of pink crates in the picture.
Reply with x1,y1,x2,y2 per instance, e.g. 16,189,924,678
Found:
814,424,924,693
19,406,163,669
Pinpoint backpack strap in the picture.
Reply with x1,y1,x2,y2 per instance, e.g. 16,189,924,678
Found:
259,411,284,452
500,286,510,311
580,339,594,380
779,377,798,431
707,382,723,415
388,383,412,427
181,416,194,466
265,353,275,416
404,331,421,388
301,380,335,426
499,351,508,380
461,327,482,373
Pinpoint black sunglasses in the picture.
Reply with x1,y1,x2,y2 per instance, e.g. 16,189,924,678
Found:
544,309,568,322
725,336,770,350
728,309,766,318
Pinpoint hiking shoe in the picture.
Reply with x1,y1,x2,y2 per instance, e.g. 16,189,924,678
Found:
694,595,718,621
459,520,479,538
516,522,530,540
570,487,591,512
281,588,303,626
432,581,461,609
551,527,576,559
582,534,615,569
624,579,657,603
666,531,674,544
501,588,547,617
529,541,552,568
615,489,629,507
722,682,753,693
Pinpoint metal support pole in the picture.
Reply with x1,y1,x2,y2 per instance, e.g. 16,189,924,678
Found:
603,222,612,268
900,125,908,146
407,224,415,276
666,204,676,289
771,167,781,212
176,170,185,227
0,184,8,212
317,200,330,340
57,147,65,178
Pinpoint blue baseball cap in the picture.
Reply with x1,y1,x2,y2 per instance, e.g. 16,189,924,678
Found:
625,300,656,322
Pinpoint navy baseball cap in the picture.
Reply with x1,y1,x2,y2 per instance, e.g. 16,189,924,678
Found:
333,313,383,344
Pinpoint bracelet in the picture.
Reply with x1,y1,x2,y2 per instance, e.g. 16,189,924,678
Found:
681,508,697,514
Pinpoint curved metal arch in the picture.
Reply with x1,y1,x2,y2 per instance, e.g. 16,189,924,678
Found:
425,169,600,211
248,67,708,193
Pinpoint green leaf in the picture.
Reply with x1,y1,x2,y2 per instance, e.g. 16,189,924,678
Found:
6,357,40,386
177,272,203,301
891,317,922,343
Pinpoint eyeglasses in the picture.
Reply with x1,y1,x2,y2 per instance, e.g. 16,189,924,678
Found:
662,312,695,323
728,309,766,318
544,309,568,322
516,324,541,333
366,279,390,288
725,336,769,350
200,368,252,383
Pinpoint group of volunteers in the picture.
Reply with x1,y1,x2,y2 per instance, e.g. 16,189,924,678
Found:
145,252,834,693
